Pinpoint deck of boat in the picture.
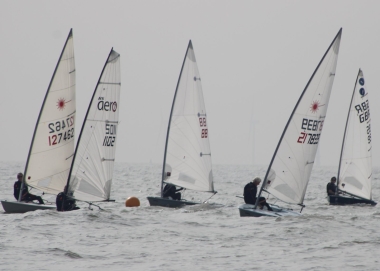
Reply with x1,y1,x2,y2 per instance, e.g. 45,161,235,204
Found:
147,197,199,208
1,200,56,213
238,204,301,217
327,195,377,206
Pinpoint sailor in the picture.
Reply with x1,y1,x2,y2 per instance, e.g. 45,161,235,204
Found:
56,186,80,211
163,183,183,200
14,173,44,204
243,177,273,211
327,177,338,196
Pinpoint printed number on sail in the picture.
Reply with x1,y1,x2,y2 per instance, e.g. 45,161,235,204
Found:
297,118,324,144
103,123,117,146
199,118,208,138
48,116,75,146
355,100,370,123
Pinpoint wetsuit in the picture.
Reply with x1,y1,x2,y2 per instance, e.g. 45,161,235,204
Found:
14,180,44,204
163,184,183,200
56,192,79,211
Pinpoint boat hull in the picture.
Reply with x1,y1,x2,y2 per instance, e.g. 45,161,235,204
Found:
147,197,199,208
238,204,301,217
327,195,377,206
1,200,56,213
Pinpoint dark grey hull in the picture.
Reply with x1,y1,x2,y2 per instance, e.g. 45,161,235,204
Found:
238,204,301,217
1,200,56,213
327,195,377,206
147,197,199,208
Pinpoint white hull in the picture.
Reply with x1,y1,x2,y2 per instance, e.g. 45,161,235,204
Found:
238,204,301,217
1,200,56,213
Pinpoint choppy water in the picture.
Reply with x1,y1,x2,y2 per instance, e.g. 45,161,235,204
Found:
1,161,379,270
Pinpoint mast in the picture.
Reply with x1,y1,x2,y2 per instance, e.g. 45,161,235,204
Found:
254,28,342,209
160,40,192,197
336,69,361,194
19,29,73,201
64,48,117,197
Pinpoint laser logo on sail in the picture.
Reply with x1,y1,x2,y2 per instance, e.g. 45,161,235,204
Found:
57,98,67,110
310,101,321,113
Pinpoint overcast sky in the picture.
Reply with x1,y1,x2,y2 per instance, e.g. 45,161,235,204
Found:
1,0,380,167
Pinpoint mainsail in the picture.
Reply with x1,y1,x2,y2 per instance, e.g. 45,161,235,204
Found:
25,29,76,195
337,69,372,200
66,49,121,202
162,41,214,193
260,29,342,205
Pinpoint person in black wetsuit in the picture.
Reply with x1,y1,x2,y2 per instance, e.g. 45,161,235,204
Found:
14,173,44,204
56,186,80,211
163,183,183,200
244,177,272,211
327,176,338,196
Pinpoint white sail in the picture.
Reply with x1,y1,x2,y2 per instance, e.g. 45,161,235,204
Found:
337,70,372,200
163,41,214,192
25,29,76,195
262,29,342,205
67,49,121,202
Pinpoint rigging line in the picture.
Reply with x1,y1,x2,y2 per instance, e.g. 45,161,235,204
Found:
50,83,76,93
202,191,217,203
61,55,75,61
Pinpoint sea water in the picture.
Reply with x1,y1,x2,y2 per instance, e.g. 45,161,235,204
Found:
0,161,379,270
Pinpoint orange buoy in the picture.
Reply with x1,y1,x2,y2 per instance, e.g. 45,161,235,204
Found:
125,197,140,207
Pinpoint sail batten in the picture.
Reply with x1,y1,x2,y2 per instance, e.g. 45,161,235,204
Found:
337,69,372,200
258,29,342,206
162,41,214,194
24,29,76,195
66,49,121,202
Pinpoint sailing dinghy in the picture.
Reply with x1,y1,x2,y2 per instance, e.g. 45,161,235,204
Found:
147,41,216,208
1,29,76,213
328,69,376,205
239,28,342,217
63,48,120,208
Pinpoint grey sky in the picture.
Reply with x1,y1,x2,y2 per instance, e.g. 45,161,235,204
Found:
1,1,379,167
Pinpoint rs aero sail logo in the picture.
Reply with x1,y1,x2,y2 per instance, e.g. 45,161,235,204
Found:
98,97,117,112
